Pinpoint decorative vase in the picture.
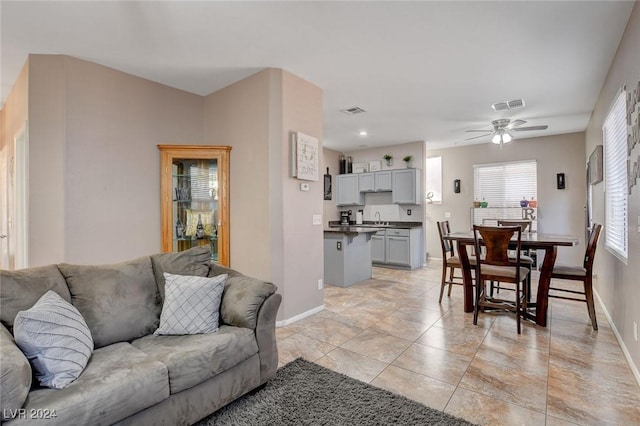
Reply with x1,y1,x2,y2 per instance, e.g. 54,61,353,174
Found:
480,200,488,208
529,199,537,208
520,198,529,208
385,158,393,166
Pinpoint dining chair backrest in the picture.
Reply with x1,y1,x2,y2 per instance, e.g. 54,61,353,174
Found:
584,223,602,271
497,220,531,232
473,225,522,266
437,221,454,257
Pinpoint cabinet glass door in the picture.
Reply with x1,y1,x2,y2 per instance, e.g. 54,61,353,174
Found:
172,158,220,261
159,145,230,266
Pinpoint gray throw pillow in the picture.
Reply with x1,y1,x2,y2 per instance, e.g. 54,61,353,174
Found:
58,256,160,348
155,273,227,335
13,291,93,389
150,246,212,301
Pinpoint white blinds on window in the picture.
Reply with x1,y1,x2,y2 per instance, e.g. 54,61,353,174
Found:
603,89,628,261
473,160,537,229
474,160,537,207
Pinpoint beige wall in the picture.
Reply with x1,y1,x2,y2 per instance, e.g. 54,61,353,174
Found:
0,61,29,269
18,55,205,265
204,68,324,321
203,70,272,281
425,133,586,265
585,1,640,377
322,147,341,223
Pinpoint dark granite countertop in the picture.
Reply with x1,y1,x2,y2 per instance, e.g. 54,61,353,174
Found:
327,221,423,229
323,226,385,234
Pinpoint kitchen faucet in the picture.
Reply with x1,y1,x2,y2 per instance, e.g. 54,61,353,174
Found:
374,211,381,225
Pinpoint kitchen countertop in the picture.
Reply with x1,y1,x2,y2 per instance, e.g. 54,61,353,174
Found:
323,226,385,234
327,221,423,229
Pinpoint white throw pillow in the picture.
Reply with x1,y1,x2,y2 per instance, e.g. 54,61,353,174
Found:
13,290,94,389
155,273,227,335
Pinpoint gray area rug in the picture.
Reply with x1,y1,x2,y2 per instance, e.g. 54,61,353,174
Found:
195,358,476,426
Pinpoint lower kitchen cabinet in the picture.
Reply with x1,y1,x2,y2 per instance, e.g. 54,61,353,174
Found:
372,228,423,269
371,233,386,263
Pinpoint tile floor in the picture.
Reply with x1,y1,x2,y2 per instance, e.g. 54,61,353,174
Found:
276,261,640,425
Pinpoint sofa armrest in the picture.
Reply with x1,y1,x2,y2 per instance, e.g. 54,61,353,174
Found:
255,293,282,383
0,324,32,420
210,266,278,330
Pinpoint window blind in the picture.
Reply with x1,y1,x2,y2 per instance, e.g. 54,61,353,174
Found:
473,160,537,229
603,89,628,261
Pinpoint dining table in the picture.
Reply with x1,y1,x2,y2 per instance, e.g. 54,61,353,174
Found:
442,231,579,327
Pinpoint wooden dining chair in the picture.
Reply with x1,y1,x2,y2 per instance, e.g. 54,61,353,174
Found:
549,223,602,330
473,225,530,334
436,221,475,303
492,220,535,301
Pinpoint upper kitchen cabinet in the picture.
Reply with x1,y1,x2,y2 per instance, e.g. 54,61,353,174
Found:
336,174,364,206
359,171,392,192
159,145,231,266
392,169,421,205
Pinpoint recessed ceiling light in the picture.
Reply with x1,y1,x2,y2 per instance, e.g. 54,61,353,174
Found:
359,130,368,136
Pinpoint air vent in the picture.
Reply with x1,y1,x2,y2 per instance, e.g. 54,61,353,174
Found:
491,99,525,111
341,106,366,115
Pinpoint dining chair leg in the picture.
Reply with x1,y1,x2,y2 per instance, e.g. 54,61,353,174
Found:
473,279,482,325
438,264,448,303
447,267,455,296
516,281,522,334
584,276,598,330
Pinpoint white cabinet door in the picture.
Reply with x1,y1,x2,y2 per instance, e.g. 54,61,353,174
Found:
336,174,363,206
358,173,374,192
371,235,386,263
386,236,411,266
392,169,421,204
375,171,392,191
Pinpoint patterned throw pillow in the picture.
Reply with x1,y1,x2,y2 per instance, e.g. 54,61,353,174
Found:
13,290,94,389
155,273,227,335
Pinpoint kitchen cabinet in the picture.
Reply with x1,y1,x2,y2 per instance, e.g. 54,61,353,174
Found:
336,174,364,206
159,145,231,266
359,171,392,192
392,169,421,205
371,231,386,263
372,227,423,269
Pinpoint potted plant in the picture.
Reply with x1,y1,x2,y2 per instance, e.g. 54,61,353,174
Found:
403,155,413,168
383,153,393,166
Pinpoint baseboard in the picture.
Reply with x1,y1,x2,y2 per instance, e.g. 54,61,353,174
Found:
276,304,325,327
594,289,640,387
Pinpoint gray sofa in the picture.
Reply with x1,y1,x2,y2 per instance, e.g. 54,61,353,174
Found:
0,247,281,426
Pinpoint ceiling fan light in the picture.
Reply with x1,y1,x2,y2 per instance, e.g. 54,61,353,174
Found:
492,134,501,144
502,132,512,143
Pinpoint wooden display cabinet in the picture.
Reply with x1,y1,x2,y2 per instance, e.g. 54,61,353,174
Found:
158,145,231,266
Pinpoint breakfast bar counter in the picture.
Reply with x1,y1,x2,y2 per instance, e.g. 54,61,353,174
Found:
323,226,383,287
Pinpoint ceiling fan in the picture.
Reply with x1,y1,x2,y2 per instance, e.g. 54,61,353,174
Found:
465,119,548,147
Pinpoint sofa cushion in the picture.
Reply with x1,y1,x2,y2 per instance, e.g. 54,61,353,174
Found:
132,325,258,394
14,291,93,389
0,324,31,420
18,343,169,426
155,273,227,335
151,246,212,301
0,265,71,331
58,257,160,348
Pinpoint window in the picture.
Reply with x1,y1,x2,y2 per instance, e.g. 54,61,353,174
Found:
473,160,537,229
425,156,442,204
603,89,628,262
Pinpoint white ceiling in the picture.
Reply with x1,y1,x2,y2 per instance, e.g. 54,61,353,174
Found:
1,1,635,151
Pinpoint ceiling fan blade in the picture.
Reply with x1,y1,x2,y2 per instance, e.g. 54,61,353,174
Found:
507,119,526,129
465,129,492,132
465,133,491,141
512,125,548,131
